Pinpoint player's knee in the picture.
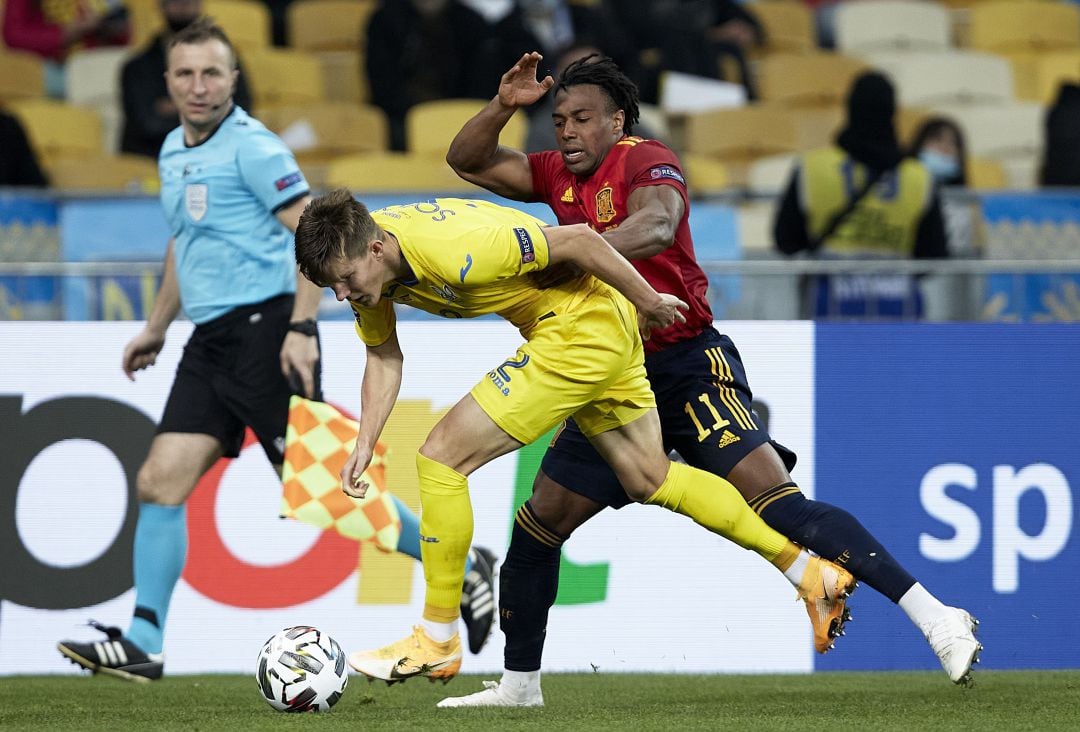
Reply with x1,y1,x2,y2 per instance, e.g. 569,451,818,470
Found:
530,472,602,536
135,461,182,505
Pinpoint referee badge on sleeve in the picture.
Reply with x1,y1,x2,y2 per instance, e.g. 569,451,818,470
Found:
185,184,208,221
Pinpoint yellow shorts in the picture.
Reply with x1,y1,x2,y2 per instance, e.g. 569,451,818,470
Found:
470,283,656,444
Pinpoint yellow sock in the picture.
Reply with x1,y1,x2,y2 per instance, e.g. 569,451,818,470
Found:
416,453,473,624
645,461,797,568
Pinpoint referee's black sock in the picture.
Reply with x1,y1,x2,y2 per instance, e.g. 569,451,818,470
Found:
751,483,916,603
501,501,565,672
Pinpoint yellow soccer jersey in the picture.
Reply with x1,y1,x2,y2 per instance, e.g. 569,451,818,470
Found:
351,199,593,346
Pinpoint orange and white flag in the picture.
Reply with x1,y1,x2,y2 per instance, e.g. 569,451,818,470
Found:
280,396,400,551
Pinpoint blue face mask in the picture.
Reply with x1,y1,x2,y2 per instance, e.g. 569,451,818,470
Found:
919,150,960,182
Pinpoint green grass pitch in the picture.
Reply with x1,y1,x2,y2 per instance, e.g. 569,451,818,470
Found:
2,670,1078,731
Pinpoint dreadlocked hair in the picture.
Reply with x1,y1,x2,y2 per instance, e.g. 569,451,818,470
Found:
555,54,640,135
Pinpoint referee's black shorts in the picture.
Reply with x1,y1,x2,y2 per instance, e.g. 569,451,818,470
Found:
541,326,796,508
158,294,321,464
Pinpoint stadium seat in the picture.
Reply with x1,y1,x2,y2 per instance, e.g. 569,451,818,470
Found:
835,0,952,54
243,48,324,110
260,102,387,183
746,152,798,196
789,105,845,150
683,105,799,185
65,47,130,155
865,51,1014,106
325,152,480,194
757,52,867,107
204,0,272,54
405,99,527,156
681,154,732,196
288,0,377,51
314,49,367,104
751,2,815,56
7,99,103,168
968,0,1080,54
684,105,799,159
966,156,1008,190
47,153,160,193
125,0,163,49
1029,50,1080,104
932,101,1043,188
0,48,45,102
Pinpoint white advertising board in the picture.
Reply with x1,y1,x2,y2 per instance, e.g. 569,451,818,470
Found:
0,320,814,676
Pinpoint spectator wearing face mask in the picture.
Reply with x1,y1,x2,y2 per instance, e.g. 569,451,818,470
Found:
910,116,967,188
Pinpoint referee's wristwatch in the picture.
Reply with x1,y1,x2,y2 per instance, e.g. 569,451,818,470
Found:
287,318,318,337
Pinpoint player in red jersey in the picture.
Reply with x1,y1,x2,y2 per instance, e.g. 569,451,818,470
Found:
440,52,980,706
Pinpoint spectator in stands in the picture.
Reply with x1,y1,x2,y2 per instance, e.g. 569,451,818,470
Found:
1039,82,1080,187
910,116,968,188
624,0,764,101
0,110,49,187
120,0,252,158
2,0,129,97
259,0,293,47
365,0,501,151
773,71,947,319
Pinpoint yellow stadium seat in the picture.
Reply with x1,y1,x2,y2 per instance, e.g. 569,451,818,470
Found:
752,2,815,56
789,105,845,150
968,0,1080,54
405,99,527,155
325,152,480,194
243,48,324,110
683,105,799,185
1033,50,1080,104
896,106,933,146
260,102,387,163
684,105,799,159
48,153,160,193
314,49,367,104
966,156,1008,190
681,154,732,196
288,0,377,51
758,52,867,107
205,0,272,54
7,99,103,168
0,49,45,102
125,0,162,49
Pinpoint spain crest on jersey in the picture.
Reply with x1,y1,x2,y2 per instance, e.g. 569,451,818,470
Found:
596,186,616,223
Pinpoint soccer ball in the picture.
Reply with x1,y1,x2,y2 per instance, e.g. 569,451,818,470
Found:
256,626,348,712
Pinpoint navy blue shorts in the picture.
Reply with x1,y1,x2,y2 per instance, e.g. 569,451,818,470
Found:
541,326,797,508
158,294,322,463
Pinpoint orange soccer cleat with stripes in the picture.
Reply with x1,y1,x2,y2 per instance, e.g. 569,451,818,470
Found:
348,627,462,685
797,555,857,653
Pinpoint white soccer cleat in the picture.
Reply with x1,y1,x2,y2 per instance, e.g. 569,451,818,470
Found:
921,606,982,686
437,679,544,708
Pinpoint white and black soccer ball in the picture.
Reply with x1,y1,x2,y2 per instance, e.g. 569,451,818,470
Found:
256,626,348,712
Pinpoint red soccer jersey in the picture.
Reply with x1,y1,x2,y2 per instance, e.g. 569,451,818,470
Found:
528,136,712,352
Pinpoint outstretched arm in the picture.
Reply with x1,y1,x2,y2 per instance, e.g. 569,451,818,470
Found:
545,224,687,339
342,331,404,498
446,52,553,201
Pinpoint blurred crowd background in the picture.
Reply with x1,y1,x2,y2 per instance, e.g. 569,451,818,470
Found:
2,0,1080,322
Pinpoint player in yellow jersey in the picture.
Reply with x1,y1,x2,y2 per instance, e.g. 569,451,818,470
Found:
293,189,856,684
